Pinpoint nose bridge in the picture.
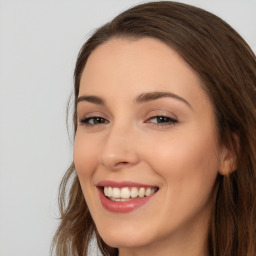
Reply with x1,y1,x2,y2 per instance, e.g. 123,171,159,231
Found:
99,120,139,169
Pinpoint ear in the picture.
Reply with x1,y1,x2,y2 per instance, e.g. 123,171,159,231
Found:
219,133,239,176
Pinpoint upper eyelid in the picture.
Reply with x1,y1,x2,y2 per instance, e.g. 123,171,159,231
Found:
146,115,178,124
77,111,109,119
144,109,178,119
78,117,109,126
80,116,107,121
148,115,177,120
78,116,177,129
78,116,109,127
79,115,178,125
77,108,179,123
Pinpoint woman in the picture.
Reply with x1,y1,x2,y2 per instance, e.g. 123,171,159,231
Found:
52,1,256,256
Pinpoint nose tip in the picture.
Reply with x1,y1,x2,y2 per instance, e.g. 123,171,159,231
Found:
99,132,139,170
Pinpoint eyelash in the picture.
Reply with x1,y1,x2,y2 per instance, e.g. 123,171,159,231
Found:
146,116,178,126
79,115,177,127
79,116,109,126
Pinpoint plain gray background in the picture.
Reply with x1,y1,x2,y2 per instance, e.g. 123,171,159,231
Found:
0,0,255,255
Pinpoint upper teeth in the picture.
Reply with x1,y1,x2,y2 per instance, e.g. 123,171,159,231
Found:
104,187,157,201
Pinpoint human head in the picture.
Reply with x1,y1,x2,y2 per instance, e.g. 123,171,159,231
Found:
53,2,256,256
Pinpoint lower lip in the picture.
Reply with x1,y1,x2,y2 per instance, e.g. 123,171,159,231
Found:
98,189,156,213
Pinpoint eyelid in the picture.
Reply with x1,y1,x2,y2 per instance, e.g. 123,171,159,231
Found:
145,115,178,125
145,109,177,119
77,111,107,120
143,109,178,127
79,116,109,128
77,109,178,128
77,111,109,126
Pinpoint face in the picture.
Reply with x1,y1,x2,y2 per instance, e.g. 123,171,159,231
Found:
74,38,226,254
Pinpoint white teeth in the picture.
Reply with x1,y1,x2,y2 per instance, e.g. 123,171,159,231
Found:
139,187,145,197
130,187,139,198
107,187,112,197
120,187,130,199
145,188,152,196
110,198,131,202
103,186,157,200
104,187,108,196
112,187,120,198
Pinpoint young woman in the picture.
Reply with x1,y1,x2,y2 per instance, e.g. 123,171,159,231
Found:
52,2,256,256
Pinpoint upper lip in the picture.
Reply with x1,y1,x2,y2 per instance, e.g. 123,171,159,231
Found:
97,180,158,188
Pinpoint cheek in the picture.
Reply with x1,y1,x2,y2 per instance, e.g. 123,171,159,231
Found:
137,127,220,234
141,125,220,196
73,132,99,180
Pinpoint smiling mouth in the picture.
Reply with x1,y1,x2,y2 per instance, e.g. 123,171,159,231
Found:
101,186,159,201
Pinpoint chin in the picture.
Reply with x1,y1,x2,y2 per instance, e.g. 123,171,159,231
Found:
97,224,155,249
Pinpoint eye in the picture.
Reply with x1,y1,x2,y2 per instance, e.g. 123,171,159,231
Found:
79,116,109,126
146,116,178,126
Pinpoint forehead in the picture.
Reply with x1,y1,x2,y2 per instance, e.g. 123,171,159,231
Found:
79,37,209,109
82,37,195,83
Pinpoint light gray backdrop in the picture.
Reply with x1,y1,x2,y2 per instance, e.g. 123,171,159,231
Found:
0,0,255,255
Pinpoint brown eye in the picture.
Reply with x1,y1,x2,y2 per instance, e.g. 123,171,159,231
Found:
147,116,178,125
80,116,109,126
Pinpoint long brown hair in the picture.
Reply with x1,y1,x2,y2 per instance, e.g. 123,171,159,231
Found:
52,2,256,256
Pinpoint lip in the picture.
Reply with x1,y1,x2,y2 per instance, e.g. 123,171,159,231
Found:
97,180,155,188
97,180,158,213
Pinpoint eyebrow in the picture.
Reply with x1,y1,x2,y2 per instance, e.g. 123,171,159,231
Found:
76,91,192,109
76,95,105,105
135,91,192,109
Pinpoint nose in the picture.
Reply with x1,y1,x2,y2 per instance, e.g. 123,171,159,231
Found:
99,125,140,170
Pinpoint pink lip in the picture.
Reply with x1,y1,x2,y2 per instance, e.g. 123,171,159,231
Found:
97,180,158,213
97,180,155,188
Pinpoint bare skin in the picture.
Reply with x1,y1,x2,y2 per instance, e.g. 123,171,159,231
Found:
74,37,233,256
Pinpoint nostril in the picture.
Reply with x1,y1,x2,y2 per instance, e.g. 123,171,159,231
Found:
115,161,129,166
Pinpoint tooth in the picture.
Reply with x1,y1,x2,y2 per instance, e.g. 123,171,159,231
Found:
121,187,130,198
104,187,108,196
107,187,112,197
145,188,152,196
112,187,121,198
105,186,157,199
130,187,139,198
139,187,145,197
